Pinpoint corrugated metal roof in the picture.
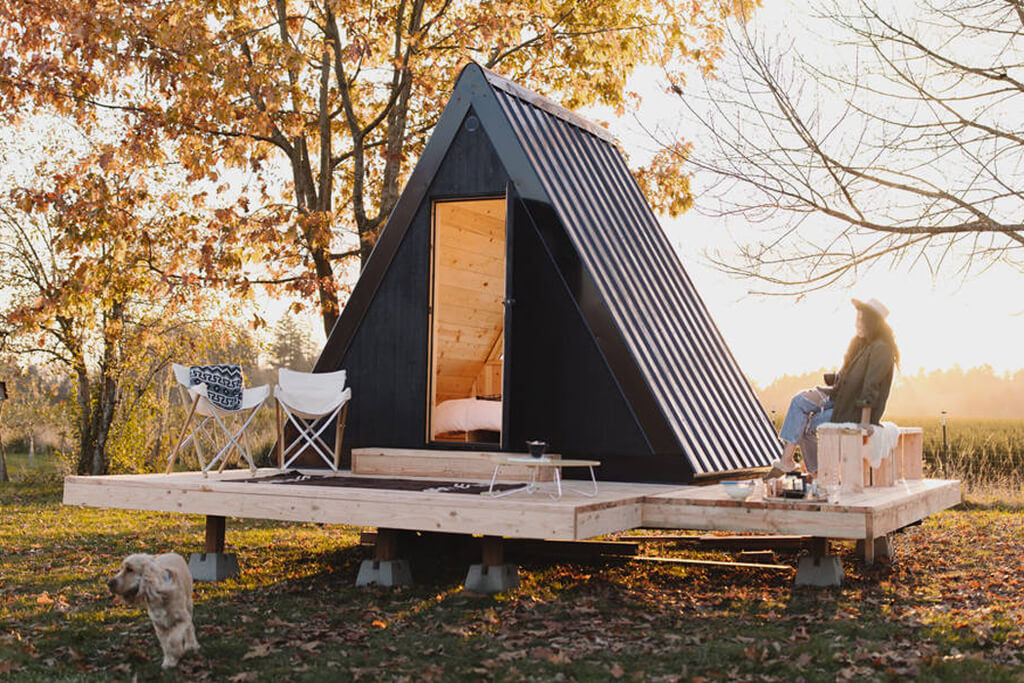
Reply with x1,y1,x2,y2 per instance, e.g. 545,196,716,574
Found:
485,70,780,474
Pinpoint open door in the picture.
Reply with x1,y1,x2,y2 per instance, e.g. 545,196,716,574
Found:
428,197,506,444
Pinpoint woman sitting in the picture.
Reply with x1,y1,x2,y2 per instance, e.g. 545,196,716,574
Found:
767,297,899,478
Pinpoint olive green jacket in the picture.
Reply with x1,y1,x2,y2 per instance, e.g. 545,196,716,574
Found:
831,338,895,424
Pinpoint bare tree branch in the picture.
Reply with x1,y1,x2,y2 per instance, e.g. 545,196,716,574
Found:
661,0,1024,292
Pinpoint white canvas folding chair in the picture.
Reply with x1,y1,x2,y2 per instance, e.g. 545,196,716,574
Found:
166,363,270,476
275,368,351,471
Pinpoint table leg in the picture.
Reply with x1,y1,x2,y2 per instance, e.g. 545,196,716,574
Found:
527,464,539,495
488,463,531,498
562,466,599,498
487,464,501,496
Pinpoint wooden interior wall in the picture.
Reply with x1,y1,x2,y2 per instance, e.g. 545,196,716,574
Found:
471,334,503,397
431,199,506,406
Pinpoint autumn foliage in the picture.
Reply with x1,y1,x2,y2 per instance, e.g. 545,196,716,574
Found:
0,0,758,336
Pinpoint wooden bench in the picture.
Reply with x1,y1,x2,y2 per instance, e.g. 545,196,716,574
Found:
818,425,923,494
817,424,926,564
351,447,558,482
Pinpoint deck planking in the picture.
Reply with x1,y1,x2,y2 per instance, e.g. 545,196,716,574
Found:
62,466,961,544
62,469,671,540
643,479,962,540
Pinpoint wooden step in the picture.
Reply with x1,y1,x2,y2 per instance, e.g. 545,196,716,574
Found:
351,447,557,482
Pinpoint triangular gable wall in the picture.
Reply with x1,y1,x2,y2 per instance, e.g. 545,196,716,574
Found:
321,109,510,451
316,63,779,477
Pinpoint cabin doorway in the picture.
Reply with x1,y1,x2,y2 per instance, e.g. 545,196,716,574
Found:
428,197,507,445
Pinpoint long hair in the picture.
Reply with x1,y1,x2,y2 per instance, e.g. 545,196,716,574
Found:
843,307,900,370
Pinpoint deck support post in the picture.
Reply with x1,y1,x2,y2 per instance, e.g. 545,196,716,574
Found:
356,528,413,588
205,515,226,553
856,535,893,565
465,535,520,594
794,537,843,588
188,515,240,582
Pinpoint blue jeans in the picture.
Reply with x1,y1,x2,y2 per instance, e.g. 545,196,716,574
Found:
779,393,834,473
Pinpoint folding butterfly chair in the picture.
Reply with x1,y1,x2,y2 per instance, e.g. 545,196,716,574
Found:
166,363,270,476
274,368,351,471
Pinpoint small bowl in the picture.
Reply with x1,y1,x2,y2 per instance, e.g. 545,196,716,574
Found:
721,480,755,500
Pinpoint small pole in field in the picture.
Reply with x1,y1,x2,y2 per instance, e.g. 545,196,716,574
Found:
940,410,948,460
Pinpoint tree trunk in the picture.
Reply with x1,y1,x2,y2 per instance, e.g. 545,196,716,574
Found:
90,369,117,476
74,304,122,476
90,305,122,476
77,378,117,476
75,363,92,475
0,402,9,483
312,242,339,336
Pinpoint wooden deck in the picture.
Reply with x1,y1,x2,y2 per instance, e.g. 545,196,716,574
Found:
644,479,962,541
62,467,961,544
62,469,675,540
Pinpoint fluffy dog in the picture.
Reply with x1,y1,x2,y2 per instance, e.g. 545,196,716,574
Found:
108,553,199,668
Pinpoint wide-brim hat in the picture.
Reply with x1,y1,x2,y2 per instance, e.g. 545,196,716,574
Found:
852,297,889,320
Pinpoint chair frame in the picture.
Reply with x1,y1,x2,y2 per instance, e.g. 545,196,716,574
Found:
165,365,268,476
274,369,351,471
276,393,350,471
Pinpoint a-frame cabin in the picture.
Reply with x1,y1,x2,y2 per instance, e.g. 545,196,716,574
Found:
312,63,780,483
63,67,960,585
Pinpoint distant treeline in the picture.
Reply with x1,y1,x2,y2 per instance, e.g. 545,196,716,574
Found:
755,365,1024,420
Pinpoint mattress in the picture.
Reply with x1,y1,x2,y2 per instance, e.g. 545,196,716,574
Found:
432,397,502,436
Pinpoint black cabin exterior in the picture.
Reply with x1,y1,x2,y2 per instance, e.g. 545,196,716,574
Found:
312,64,779,483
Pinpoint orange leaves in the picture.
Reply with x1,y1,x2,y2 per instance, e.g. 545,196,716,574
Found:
241,641,273,659
1,0,744,339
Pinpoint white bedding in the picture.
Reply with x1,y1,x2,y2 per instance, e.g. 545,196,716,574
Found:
432,398,502,436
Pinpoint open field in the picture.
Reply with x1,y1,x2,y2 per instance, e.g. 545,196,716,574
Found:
889,417,1024,496
1,480,1022,682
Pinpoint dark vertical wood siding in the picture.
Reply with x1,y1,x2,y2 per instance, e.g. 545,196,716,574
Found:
327,110,510,458
506,198,654,458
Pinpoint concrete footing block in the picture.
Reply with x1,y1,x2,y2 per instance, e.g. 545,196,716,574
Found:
464,563,520,593
356,559,413,588
794,555,844,588
188,552,240,582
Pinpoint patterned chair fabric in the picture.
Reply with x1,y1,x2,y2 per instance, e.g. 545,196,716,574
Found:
188,364,243,411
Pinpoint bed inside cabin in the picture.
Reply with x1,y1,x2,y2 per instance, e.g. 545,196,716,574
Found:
428,197,506,445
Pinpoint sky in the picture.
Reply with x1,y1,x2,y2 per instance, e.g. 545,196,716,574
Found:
583,0,1024,387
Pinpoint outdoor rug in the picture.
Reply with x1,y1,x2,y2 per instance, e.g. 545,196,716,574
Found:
229,471,521,495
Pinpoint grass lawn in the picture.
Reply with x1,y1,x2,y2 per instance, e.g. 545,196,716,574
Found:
2,452,63,479
1,481,1022,682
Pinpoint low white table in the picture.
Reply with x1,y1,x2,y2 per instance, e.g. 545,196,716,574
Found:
486,456,601,499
